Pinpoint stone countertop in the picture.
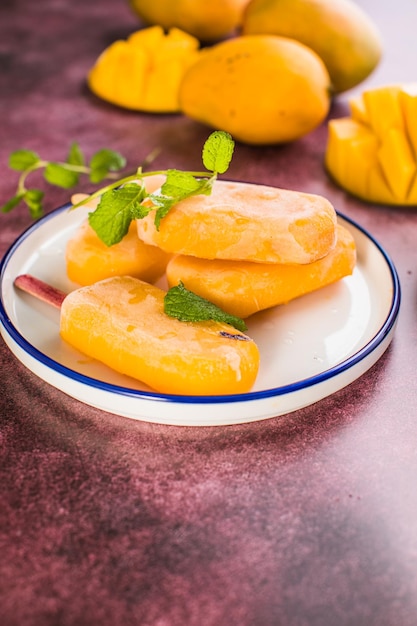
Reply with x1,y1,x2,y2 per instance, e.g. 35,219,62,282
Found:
1,1,417,624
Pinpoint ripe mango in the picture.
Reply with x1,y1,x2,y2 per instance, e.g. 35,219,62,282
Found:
87,26,200,112
128,0,250,42
325,84,417,205
179,35,331,145
242,0,382,94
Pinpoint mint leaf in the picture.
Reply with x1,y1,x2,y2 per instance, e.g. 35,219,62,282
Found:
202,130,234,174
9,149,40,171
3,131,237,245
89,149,126,184
164,281,247,332
24,189,44,218
161,170,205,197
44,163,79,188
1,193,25,213
67,142,85,167
148,194,176,230
88,183,146,245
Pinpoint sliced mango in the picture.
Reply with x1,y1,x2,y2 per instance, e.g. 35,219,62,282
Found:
399,84,417,157
377,128,416,200
349,95,369,125
325,83,417,206
362,85,404,139
88,26,200,112
326,118,379,200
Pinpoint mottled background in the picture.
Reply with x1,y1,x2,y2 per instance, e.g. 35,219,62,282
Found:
1,1,417,625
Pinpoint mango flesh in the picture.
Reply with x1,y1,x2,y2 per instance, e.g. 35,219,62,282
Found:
60,276,260,395
87,26,200,112
242,0,382,94
136,180,337,265
325,84,417,205
166,224,356,318
128,0,250,42
179,35,331,145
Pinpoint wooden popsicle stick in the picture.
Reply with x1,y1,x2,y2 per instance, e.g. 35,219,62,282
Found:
14,274,67,309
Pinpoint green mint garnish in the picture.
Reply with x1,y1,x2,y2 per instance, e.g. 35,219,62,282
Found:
1,131,235,248
1,142,126,220
202,130,234,174
164,281,247,332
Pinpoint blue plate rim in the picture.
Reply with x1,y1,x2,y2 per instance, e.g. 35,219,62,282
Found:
0,203,401,406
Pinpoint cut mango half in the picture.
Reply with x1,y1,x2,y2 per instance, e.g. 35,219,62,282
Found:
325,84,417,206
87,26,201,113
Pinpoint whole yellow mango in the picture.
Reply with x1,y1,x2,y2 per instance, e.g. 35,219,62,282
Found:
325,84,417,206
179,35,331,145
242,0,382,93
128,0,251,42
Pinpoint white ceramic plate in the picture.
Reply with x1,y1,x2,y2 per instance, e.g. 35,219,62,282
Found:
0,204,400,426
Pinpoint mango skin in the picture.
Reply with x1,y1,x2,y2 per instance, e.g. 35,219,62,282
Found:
166,224,356,318
128,0,250,42
179,35,331,145
242,0,382,94
60,276,260,395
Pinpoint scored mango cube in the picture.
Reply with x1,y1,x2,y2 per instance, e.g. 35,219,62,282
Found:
325,118,378,200
325,84,417,206
362,85,405,139
88,26,201,112
399,84,417,157
377,127,416,201
349,95,369,125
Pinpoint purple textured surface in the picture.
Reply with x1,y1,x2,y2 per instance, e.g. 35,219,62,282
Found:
1,1,417,624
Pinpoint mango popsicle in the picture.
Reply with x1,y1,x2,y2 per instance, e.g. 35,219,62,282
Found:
136,179,338,265
14,274,260,396
67,174,170,286
166,224,356,318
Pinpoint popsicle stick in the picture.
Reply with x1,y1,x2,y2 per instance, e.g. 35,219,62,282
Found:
14,274,66,309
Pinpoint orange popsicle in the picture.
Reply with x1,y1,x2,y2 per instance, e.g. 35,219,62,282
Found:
67,175,169,286
136,179,338,264
14,274,260,395
166,224,356,318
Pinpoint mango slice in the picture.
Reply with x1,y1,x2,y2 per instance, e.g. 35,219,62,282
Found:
325,84,417,205
136,180,337,265
87,26,200,112
166,224,356,318
60,276,260,395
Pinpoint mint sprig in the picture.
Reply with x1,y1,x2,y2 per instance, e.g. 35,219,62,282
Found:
2,131,235,247
164,281,247,332
2,142,126,219
79,130,234,245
